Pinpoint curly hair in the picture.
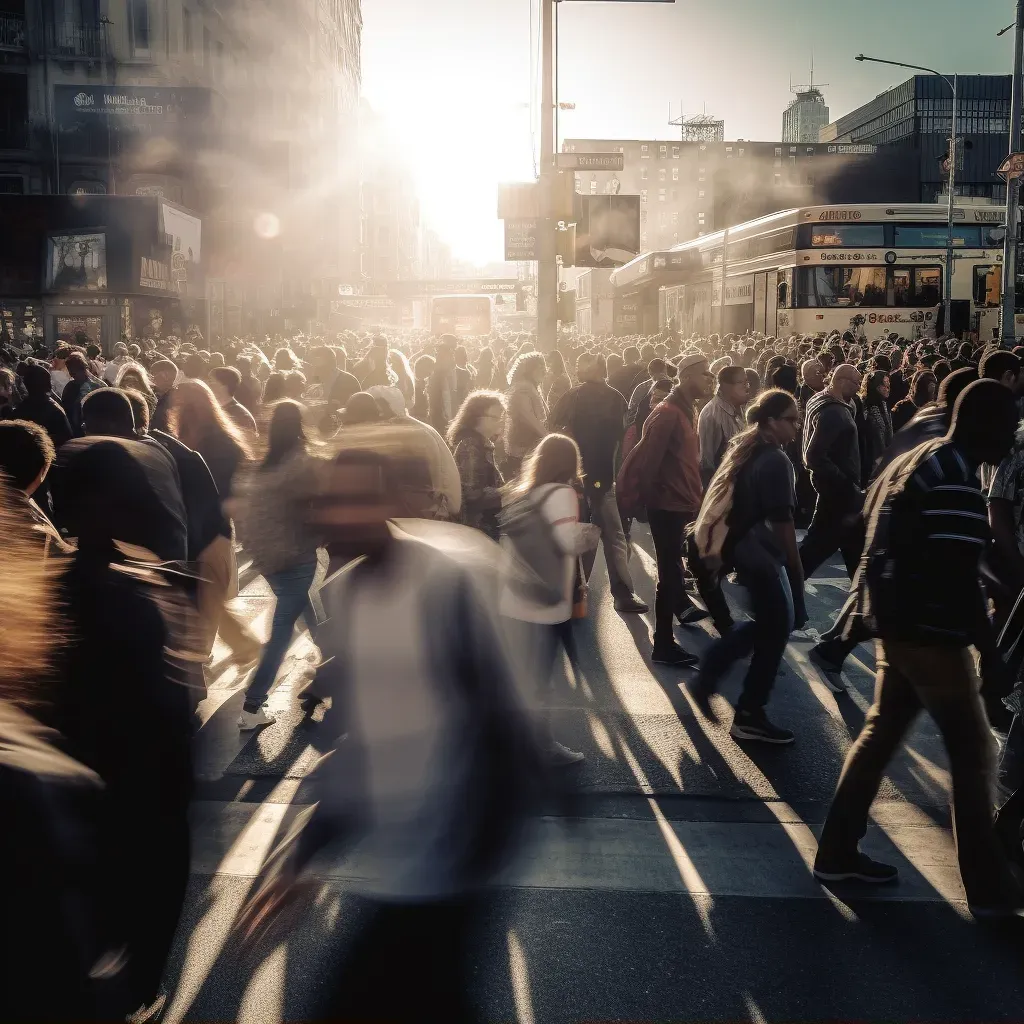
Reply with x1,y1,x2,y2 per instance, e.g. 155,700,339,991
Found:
446,390,505,447
506,351,546,388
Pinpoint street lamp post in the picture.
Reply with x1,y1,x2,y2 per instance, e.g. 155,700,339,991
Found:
999,3,1024,346
856,55,958,337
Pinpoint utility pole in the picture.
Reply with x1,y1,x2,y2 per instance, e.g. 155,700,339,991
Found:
1001,0,1024,347
537,0,557,353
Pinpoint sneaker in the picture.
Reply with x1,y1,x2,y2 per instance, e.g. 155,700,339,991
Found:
238,707,276,730
614,594,649,614
730,708,794,745
652,642,699,668
549,741,585,766
808,646,846,693
812,852,899,884
676,604,710,626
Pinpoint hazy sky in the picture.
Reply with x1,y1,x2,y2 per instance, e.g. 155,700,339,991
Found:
362,0,1013,264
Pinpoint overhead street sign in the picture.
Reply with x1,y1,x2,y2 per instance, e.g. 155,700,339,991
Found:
998,152,1024,181
505,219,538,261
557,152,624,171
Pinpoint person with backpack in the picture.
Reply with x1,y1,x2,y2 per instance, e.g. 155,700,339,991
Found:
690,389,807,745
499,433,599,766
812,380,1024,915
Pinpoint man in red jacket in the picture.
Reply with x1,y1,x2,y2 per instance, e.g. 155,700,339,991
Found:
630,353,715,666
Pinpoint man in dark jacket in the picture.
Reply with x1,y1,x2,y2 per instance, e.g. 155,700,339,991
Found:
10,362,72,450
799,363,864,579
550,352,647,613
60,351,106,437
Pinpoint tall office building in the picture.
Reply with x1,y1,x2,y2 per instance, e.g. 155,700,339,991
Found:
782,87,830,144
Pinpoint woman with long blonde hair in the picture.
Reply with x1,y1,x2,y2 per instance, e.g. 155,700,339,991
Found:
500,432,598,766
167,378,252,501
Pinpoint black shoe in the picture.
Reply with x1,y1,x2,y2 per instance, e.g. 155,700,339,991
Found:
690,673,720,722
813,852,899,884
676,605,710,626
808,645,846,694
730,708,794,745
652,642,699,668
614,594,649,614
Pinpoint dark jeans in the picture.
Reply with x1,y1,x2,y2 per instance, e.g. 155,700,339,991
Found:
799,491,864,579
319,896,483,1022
648,509,733,648
243,559,318,712
817,639,1016,906
702,558,794,713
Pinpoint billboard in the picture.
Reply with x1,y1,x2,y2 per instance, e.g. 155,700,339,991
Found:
47,233,107,291
161,202,201,293
574,195,641,268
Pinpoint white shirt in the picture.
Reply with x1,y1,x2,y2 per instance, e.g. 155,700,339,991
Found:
50,368,70,398
499,483,594,625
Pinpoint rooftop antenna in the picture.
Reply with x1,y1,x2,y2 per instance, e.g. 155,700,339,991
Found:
668,101,724,142
792,53,829,97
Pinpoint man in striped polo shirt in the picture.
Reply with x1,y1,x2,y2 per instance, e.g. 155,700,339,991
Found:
813,379,1024,918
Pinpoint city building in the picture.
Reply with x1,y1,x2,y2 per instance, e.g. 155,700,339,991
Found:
0,0,362,347
820,74,1011,204
561,137,916,253
782,88,829,144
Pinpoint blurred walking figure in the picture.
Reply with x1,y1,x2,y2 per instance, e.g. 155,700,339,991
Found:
544,350,572,408
503,351,548,478
449,390,506,540
233,400,322,729
859,370,892,484
697,364,749,486
692,390,807,745
549,352,647,613
237,448,545,1023
167,378,262,668
499,433,599,765
427,340,458,437
813,381,1024,915
48,437,198,1019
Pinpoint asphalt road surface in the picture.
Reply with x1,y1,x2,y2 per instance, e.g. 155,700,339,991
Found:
159,526,1024,1023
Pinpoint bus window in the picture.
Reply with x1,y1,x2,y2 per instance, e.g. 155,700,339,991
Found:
797,267,887,307
973,265,1001,308
776,269,790,308
894,224,981,248
809,224,884,247
913,267,941,306
890,268,912,306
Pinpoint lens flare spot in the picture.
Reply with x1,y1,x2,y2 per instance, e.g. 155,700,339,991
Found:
253,212,281,239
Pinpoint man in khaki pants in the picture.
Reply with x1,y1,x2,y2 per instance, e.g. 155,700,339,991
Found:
813,380,1023,918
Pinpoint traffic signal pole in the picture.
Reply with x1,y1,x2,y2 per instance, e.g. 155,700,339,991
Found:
1001,0,1024,346
537,0,557,353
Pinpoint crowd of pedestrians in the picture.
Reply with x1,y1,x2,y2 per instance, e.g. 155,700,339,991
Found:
5,318,1024,1019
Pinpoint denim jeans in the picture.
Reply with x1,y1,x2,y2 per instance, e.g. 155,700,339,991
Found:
581,486,635,601
701,556,793,713
818,639,1015,906
243,559,318,712
799,491,864,580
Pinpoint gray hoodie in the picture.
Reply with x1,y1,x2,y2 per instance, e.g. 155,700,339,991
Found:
802,390,861,505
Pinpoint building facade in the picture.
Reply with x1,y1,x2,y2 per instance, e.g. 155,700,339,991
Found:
0,0,362,345
820,74,1011,204
562,137,917,253
782,88,829,144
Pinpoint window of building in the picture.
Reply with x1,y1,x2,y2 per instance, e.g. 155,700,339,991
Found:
659,144,667,156
775,146,782,156
640,189,647,203
698,213,706,224
128,0,151,56
641,166,648,180
658,167,666,181
658,188,666,201
640,144,649,158
672,167,679,181
738,147,744,156
974,265,1001,307
698,189,705,198
591,180,598,193
672,145,680,158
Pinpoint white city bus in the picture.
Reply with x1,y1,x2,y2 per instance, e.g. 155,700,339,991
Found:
652,203,1009,343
